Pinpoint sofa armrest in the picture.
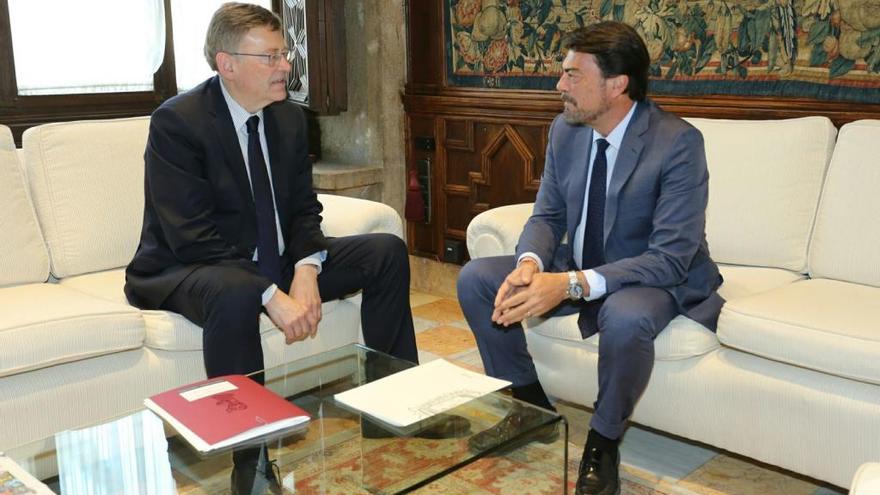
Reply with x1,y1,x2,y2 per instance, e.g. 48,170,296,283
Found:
466,203,533,259
851,462,880,494
318,194,403,240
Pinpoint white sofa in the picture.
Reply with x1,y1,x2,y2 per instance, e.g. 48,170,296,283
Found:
851,462,880,495
465,117,880,489
0,117,403,458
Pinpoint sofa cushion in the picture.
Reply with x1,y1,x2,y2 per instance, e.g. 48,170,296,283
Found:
808,120,880,287
715,264,804,301
22,117,150,278
141,310,278,351
718,279,880,385
0,284,144,378
0,125,50,287
143,299,346,351
526,313,719,361
685,117,836,272
524,263,803,360
60,269,343,351
58,269,131,305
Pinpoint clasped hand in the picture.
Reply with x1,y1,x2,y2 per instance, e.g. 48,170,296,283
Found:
264,265,322,344
492,260,575,327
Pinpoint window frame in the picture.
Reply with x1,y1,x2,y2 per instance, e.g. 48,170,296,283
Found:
0,0,287,145
0,0,183,144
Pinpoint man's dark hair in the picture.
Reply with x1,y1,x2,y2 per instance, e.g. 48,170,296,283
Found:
562,21,650,101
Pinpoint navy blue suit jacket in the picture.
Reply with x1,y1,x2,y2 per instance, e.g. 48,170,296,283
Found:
125,76,327,309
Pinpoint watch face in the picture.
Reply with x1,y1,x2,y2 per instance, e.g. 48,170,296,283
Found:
569,284,584,300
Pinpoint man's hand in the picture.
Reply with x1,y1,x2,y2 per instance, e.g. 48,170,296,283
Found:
265,265,322,344
290,264,322,338
493,270,570,326
492,259,539,320
264,290,312,344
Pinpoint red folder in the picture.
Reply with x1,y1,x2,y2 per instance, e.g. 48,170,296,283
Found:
144,374,309,453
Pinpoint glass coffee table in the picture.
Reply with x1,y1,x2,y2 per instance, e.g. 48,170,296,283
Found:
7,344,568,494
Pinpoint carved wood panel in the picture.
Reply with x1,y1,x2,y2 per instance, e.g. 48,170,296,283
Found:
443,119,546,235
407,114,550,260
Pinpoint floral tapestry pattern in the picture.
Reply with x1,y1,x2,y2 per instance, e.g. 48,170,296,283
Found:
446,0,880,102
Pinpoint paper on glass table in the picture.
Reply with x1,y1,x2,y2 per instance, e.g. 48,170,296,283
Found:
334,358,511,427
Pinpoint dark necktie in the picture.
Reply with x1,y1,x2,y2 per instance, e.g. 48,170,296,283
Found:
582,138,609,269
577,138,609,337
245,116,281,285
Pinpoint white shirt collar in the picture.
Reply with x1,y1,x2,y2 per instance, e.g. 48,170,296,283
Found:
219,77,263,133
593,101,637,150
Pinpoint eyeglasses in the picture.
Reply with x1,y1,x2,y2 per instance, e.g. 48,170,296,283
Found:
228,49,294,67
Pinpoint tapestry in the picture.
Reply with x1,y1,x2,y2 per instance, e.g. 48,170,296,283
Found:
445,0,880,103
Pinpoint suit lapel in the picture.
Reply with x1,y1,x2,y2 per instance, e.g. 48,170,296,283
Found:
566,125,593,238
262,106,289,225
605,101,648,240
207,77,256,213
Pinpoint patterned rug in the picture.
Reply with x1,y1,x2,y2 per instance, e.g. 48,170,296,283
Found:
293,420,570,494
275,419,682,495
173,415,681,495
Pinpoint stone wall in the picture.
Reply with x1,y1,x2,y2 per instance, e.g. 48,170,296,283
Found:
317,0,407,215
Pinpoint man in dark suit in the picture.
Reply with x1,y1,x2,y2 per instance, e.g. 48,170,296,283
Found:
125,4,421,493
457,22,723,495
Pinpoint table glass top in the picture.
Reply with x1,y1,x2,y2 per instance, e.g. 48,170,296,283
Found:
9,344,566,494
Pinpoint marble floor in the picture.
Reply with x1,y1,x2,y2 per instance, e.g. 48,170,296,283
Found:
408,257,847,495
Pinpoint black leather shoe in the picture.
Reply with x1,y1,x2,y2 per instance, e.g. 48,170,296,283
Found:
231,448,283,495
575,441,620,495
361,413,471,439
415,413,472,439
468,402,560,454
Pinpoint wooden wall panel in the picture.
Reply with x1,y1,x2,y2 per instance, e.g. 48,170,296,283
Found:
413,115,551,259
443,121,542,237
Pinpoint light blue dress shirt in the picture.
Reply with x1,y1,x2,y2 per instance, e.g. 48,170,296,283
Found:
520,102,637,301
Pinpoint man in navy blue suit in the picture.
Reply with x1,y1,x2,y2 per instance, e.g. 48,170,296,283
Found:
125,4,423,493
458,22,723,495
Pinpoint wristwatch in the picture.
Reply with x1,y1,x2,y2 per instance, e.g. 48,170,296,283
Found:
566,271,584,301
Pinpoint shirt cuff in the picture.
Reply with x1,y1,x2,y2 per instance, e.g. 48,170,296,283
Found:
295,250,327,274
583,269,606,301
517,252,544,272
261,284,278,306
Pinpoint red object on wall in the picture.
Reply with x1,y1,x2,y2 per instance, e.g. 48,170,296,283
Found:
405,168,426,222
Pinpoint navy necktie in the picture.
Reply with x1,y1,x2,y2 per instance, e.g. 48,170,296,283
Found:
578,138,609,338
245,116,281,285
582,138,609,270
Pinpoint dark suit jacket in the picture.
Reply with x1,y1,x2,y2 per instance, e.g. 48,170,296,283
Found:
125,76,328,309
517,99,724,330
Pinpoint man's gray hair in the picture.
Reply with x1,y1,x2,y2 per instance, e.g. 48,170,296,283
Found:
204,2,282,71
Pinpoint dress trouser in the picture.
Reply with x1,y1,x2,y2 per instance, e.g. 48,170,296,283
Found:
456,255,677,439
161,233,418,384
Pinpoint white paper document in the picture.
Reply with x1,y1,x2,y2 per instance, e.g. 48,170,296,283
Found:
334,359,511,427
